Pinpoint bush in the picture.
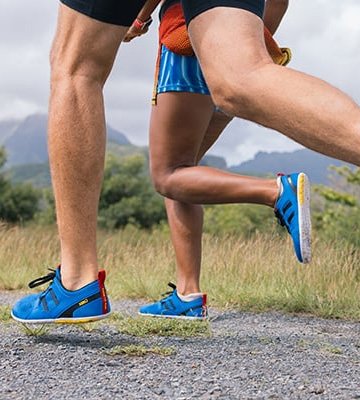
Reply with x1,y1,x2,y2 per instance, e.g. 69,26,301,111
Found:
204,203,279,237
314,166,360,247
0,148,40,223
98,155,166,229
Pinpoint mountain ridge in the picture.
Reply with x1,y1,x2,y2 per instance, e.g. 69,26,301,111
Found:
0,113,353,187
0,113,131,167
230,148,353,184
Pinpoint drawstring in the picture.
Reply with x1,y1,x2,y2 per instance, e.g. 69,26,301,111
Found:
161,282,176,296
160,282,177,303
28,268,56,289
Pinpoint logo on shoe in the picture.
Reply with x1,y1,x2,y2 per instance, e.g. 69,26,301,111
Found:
78,298,89,307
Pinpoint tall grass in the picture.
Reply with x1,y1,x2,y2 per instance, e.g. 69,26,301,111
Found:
0,223,359,320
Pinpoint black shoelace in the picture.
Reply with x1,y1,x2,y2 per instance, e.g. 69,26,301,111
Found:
28,268,56,289
274,209,285,227
274,209,290,233
160,282,176,302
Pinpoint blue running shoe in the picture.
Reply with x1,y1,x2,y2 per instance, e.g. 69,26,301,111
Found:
11,267,111,324
274,172,311,263
139,283,208,320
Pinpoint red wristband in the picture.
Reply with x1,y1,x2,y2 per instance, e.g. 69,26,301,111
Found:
133,17,152,31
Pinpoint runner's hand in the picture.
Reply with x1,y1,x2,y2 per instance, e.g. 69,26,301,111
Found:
123,24,149,42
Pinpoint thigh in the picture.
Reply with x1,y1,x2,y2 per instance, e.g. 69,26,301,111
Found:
196,111,232,163
150,92,214,173
51,4,129,82
187,6,272,92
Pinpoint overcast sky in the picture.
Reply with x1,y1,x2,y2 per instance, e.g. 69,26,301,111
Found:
1,0,360,165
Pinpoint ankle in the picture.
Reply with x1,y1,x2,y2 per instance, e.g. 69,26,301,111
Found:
60,268,98,291
62,276,98,291
177,284,201,297
178,292,203,302
269,179,280,208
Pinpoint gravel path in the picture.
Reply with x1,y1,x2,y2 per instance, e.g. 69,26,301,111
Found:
1,292,359,400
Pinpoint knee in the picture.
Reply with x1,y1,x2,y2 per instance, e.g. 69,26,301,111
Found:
50,37,111,86
210,63,273,118
151,161,190,199
210,78,254,118
150,166,172,198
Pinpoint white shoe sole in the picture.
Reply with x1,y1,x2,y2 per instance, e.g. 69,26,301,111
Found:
11,311,112,325
138,312,207,320
297,172,312,263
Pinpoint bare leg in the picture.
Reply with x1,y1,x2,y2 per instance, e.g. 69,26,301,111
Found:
150,93,279,205
150,93,279,295
150,92,213,294
165,199,203,294
165,111,232,295
188,8,360,166
49,5,127,289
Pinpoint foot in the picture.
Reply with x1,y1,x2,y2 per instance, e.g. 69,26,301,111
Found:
139,283,208,320
274,172,311,263
11,267,111,324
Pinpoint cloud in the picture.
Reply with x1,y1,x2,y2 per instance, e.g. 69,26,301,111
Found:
1,0,359,165
0,0,57,117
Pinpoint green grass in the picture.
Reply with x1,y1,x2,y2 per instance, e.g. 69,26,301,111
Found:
111,312,210,337
319,343,343,355
20,324,51,336
0,224,360,320
0,306,11,322
297,339,344,356
106,344,175,357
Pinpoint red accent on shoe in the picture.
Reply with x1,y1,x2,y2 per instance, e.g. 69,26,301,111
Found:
202,294,208,319
277,173,285,177
98,270,108,314
202,293,207,306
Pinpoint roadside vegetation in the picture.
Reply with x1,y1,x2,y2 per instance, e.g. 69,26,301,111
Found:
0,223,359,320
111,313,211,337
0,148,359,320
106,345,176,357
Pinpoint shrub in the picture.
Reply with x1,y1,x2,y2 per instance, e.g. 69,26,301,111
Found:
0,148,40,223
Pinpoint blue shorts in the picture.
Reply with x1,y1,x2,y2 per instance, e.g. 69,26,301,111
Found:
156,45,210,97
